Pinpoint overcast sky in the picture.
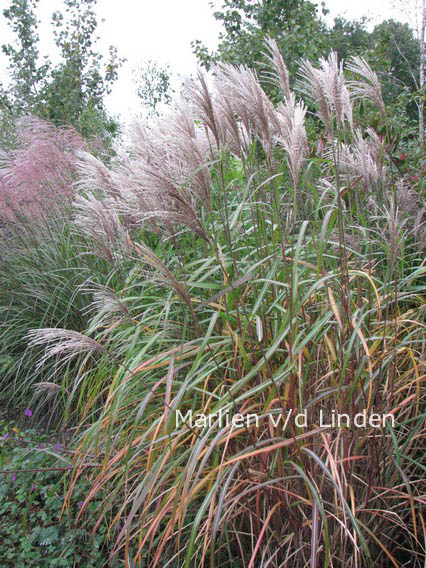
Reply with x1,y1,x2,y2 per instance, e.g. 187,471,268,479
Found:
0,0,417,122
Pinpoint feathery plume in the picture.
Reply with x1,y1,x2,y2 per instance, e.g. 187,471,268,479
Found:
276,96,308,187
339,129,386,191
214,75,253,159
33,382,63,394
27,328,106,370
74,151,120,199
262,38,291,100
73,193,131,263
72,104,211,241
414,208,426,250
213,64,279,158
0,117,86,221
395,180,419,216
182,69,228,150
346,56,385,118
83,283,132,326
297,52,353,133
392,182,425,251
123,107,211,238
297,58,331,130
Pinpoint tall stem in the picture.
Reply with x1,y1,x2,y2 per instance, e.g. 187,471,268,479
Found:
419,0,425,146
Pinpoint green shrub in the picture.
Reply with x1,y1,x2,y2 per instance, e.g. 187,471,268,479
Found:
0,416,112,567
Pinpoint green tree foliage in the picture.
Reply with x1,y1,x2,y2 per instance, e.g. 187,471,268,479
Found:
1,0,49,113
328,17,422,130
370,19,420,110
0,0,124,138
328,17,372,61
44,0,123,134
194,1,423,142
328,17,420,97
192,0,330,96
133,59,173,115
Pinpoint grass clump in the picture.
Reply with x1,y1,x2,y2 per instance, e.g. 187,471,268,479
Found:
0,40,424,567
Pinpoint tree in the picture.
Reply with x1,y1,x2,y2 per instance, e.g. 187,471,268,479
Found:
196,1,425,144
389,0,425,144
371,20,420,96
0,0,124,138
192,0,330,96
43,0,123,134
328,17,372,61
1,0,50,114
133,59,173,116
327,14,423,140
362,19,423,143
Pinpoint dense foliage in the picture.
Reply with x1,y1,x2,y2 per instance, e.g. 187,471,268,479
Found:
0,0,123,142
193,0,424,144
0,415,112,566
0,1,425,566
192,0,330,75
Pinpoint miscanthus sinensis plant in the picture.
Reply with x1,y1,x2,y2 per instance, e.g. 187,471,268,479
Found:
21,40,425,567
0,118,116,423
0,117,87,221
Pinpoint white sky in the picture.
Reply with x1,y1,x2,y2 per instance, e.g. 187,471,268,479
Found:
0,0,417,123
